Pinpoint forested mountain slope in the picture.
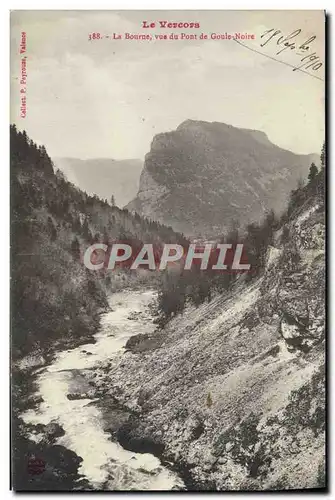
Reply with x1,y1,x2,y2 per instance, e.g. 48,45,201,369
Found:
11,125,185,360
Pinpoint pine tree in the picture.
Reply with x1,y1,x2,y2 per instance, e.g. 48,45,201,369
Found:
72,216,81,234
71,237,80,260
110,195,116,206
47,216,57,242
308,162,318,183
82,218,91,240
103,226,109,245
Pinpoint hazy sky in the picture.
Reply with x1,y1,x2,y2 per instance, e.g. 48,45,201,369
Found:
11,10,325,160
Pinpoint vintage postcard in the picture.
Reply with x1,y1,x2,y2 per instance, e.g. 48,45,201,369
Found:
10,10,326,491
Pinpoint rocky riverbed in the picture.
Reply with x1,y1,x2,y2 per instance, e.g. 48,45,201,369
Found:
19,290,185,491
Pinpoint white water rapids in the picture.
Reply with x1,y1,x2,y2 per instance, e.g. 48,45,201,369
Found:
21,290,184,491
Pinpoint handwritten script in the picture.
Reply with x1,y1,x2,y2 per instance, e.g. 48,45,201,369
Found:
260,28,323,76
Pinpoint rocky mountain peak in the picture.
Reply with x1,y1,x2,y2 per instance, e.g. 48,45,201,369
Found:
127,120,318,237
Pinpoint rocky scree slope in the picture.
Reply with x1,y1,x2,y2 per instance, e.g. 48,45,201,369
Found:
127,120,318,237
90,192,325,490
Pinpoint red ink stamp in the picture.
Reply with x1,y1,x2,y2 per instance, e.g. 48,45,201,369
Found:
27,456,46,475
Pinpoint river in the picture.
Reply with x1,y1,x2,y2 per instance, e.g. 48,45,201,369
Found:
21,290,184,491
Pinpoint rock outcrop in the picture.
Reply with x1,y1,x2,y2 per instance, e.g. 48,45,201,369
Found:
127,120,318,237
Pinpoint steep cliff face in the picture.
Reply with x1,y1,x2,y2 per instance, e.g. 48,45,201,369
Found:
127,120,318,237
91,193,325,490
